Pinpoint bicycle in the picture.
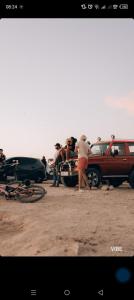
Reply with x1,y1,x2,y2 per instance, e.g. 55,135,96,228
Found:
0,179,47,203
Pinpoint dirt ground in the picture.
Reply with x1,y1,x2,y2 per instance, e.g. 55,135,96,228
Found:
0,181,134,256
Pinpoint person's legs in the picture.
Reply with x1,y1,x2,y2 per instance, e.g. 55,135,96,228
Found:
81,169,90,189
81,176,86,188
78,158,88,191
50,168,56,186
56,165,60,187
56,174,60,187
56,169,60,187
78,170,83,190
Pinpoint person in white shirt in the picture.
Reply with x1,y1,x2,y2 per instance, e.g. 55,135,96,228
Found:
76,135,91,191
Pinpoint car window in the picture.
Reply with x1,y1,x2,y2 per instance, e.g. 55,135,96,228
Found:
28,158,36,164
18,158,27,165
6,158,20,164
5,158,12,164
20,158,35,164
111,143,125,156
91,143,110,155
128,143,134,156
34,159,41,167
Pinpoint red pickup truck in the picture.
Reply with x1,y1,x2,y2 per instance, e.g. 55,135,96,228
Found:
60,139,134,188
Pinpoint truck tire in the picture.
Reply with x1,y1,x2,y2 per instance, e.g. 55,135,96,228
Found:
129,170,134,188
86,167,101,188
61,176,78,187
109,179,123,188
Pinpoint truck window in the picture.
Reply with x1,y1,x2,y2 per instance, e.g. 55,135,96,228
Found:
128,143,134,156
111,143,125,156
91,143,110,155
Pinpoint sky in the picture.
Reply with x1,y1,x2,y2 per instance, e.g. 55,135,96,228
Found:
0,19,134,159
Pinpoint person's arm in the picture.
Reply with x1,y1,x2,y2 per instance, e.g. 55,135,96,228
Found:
66,147,71,160
75,142,79,154
87,144,92,156
60,148,66,161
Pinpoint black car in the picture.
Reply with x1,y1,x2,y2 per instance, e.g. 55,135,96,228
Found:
5,157,46,182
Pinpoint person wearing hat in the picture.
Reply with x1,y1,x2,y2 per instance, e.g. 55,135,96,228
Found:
50,143,62,187
76,135,91,191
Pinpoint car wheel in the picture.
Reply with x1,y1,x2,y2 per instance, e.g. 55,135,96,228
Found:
109,179,123,188
129,170,134,188
61,176,78,187
86,168,101,188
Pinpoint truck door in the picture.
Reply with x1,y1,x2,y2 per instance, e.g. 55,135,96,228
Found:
106,142,128,175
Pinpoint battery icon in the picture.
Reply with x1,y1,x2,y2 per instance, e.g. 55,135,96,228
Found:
119,4,128,9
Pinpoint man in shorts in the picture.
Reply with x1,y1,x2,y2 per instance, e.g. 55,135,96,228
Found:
76,135,91,191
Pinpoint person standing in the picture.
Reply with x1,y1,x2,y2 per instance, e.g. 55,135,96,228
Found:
76,135,91,191
50,143,62,187
41,156,47,179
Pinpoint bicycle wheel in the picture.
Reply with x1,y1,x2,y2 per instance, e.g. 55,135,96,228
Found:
15,185,47,203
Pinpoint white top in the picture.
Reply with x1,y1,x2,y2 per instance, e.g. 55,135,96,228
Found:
53,150,60,163
77,141,91,159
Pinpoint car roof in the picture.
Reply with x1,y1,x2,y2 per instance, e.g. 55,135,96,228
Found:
6,156,39,160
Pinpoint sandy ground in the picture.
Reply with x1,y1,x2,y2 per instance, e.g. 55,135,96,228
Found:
0,181,134,256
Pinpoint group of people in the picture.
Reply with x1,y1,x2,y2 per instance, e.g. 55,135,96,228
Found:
1,137,91,191
48,135,92,191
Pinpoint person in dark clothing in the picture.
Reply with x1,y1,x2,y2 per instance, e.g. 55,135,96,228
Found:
70,137,77,152
41,156,47,179
41,156,47,168
66,137,78,160
0,149,6,180
0,149,6,164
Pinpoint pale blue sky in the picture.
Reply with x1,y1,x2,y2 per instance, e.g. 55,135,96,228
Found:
0,19,134,159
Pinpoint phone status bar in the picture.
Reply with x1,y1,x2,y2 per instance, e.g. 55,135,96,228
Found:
81,3,129,10
0,1,132,18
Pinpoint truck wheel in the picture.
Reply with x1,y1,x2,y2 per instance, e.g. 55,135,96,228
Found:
129,170,134,188
86,168,101,188
109,179,123,188
61,176,78,187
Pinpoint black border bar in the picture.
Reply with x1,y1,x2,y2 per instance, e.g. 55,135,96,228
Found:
0,0,133,18
0,256,134,298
